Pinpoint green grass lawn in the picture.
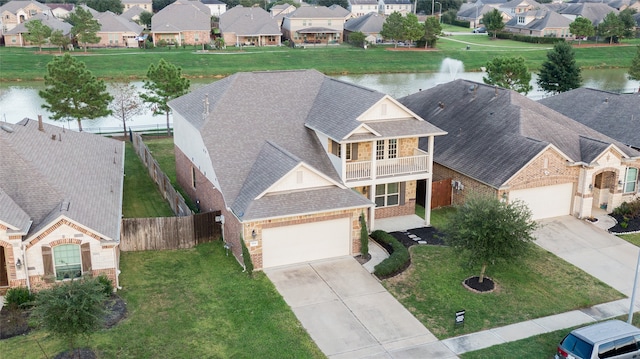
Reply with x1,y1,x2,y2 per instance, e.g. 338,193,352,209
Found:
621,233,640,247
0,243,324,359
382,244,623,339
122,141,174,218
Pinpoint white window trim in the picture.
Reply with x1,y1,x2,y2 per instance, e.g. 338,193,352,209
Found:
624,167,638,193
53,244,82,281
375,183,400,207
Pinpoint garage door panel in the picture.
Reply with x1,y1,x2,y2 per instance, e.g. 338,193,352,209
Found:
262,218,350,269
510,183,573,220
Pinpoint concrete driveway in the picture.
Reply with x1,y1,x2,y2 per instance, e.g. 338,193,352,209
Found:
265,257,458,359
535,216,640,297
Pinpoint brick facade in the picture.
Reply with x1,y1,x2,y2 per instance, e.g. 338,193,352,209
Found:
433,163,497,205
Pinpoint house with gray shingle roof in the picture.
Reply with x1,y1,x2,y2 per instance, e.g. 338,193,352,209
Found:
198,0,227,17
348,0,378,17
0,0,51,35
547,2,618,25
219,5,282,46
504,9,573,38
169,69,446,270
151,0,211,46
3,12,72,47
0,118,124,293
121,5,146,23
282,5,350,44
122,0,152,12
344,12,386,43
95,11,144,47
378,0,413,15
400,80,640,220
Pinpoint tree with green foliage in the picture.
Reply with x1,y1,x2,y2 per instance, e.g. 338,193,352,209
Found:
85,0,123,14
109,82,144,138
618,8,638,39
32,277,108,355
141,59,190,135
348,31,367,48
318,0,348,8
266,0,299,10
153,0,173,12
380,11,405,47
597,12,624,44
629,46,640,81
483,9,504,38
403,13,424,46
423,16,442,48
138,11,153,29
483,56,533,94
537,41,582,94
441,195,537,283
69,6,101,52
214,37,225,49
24,20,52,52
40,54,112,132
569,16,594,46
359,213,369,257
49,29,71,53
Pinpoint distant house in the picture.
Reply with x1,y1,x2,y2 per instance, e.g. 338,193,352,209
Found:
498,0,545,16
0,0,52,35
456,3,504,28
95,11,144,47
219,6,281,46
151,0,211,46
547,2,618,25
121,5,145,23
46,3,74,19
121,0,152,12
269,3,297,23
282,5,349,44
378,0,413,16
400,80,640,220
344,12,385,43
199,0,227,17
0,117,124,293
348,0,378,17
504,9,573,39
3,12,71,47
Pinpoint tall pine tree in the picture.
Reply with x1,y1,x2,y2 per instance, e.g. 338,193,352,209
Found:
537,42,581,94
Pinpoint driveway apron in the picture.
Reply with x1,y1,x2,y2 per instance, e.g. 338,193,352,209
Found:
534,216,640,297
265,257,459,359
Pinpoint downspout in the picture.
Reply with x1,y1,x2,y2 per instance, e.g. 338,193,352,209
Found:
115,141,125,290
425,135,435,227
20,243,30,292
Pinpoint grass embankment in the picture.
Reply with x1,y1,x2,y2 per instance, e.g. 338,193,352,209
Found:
0,243,324,359
1,37,637,81
621,233,640,246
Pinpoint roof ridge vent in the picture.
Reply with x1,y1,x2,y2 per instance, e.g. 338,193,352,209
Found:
1,124,14,133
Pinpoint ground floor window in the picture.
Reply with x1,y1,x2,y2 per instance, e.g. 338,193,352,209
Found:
624,167,638,193
375,182,399,207
54,244,82,280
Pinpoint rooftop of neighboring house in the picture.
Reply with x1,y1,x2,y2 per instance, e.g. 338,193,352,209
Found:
546,2,618,24
381,0,413,4
96,11,144,33
398,80,640,188
0,0,50,14
538,88,640,150
45,3,74,12
5,12,72,34
168,70,444,221
0,118,124,241
152,0,211,32
505,9,572,29
121,5,146,20
121,0,152,4
457,4,495,18
500,0,545,10
219,5,282,36
344,12,385,32
285,5,350,19
348,0,378,5
199,0,226,4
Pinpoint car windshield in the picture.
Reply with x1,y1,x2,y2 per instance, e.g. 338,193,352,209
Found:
561,334,594,358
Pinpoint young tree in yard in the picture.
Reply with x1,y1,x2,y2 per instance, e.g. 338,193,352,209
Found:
403,13,424,46
49,29,71,53
32,278,108,356
348,31,367,48
618,8,638,39
629,46,640,81
141,59,190,136
569,17,594,46
537,41,582,94
483,9,504,38
69,6,101,52
318,0,349,8
109,82,144,138
483,56,533,94
380,11,405,47
138,11,153,29
40,54,112,132
24,20,52,52
597,12,624,44
442,196,537,283
423,16,442,48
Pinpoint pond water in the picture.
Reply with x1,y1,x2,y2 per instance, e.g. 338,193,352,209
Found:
1,68,638,133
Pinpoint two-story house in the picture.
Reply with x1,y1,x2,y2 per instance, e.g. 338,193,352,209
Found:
199,0,227,17
121,0,152,12
3,12,71,47
168,70,445,270
151,0,211,46
378,0,413,16
348,0,379,17
282,5,350,44
504,9,573,38
0,0,51,35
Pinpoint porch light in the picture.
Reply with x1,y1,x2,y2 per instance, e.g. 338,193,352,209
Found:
16,258,22,269
589,184,593,190
252,229,257,238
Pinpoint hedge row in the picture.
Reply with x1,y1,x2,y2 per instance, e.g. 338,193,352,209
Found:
450,19,471,28
370,230,410,279
493,32,566,44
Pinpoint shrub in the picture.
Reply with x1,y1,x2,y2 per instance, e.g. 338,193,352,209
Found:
359,213,369,257
494,32,566,44
613,199,640,219
450,19,470,28
96,275,113,297
5,287,35,309
370,230,410,279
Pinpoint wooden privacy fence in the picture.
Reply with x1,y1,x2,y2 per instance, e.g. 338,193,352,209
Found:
121,211,221,251
131,133,191,216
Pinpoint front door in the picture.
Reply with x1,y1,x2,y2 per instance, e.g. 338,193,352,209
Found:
0,247,8,287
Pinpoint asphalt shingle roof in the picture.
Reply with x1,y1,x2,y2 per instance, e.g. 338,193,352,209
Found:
5,12,72,35
0,0,49,14
548,2,618,24
152,0,210,32
286,5,349,18
96,11,143,33
220,5,282,36
0,119,124,241
505,10,572,30
399,80,640,188
344,12,385,33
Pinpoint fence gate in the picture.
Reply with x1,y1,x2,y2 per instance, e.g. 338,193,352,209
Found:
193,211,220,245
416,179,452,209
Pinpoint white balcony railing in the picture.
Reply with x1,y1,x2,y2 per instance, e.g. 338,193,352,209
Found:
345,150,429,182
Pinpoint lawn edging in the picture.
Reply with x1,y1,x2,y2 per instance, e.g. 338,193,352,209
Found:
370,230,410,279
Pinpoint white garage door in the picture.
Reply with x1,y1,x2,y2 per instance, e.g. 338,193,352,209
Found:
510,183,573,220
262,217,351,269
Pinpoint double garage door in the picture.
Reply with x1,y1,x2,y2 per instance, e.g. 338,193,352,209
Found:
262,217,351,269
510,183,573,220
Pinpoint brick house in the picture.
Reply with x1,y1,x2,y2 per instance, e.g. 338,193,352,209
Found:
151,0,210,46
219,5,282,47
95,11,144,47
504,9,573,39
169,70,445,270
281,5,350,45
0,118,124,294
0,0,51,35
121,0,152,12
400,80,640,220
377,0,413,16
3,12,71,47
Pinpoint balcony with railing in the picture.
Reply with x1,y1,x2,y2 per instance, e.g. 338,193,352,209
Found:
344,148,430,182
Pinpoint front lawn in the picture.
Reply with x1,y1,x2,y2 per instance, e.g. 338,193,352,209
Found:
382,244,623,339
620,233,640,247
0,243,324,359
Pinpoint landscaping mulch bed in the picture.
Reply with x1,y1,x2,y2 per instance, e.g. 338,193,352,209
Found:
54,348,98,359
463,276,496,293
389,227,446,248
610,214,640,234
0,306,30,339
